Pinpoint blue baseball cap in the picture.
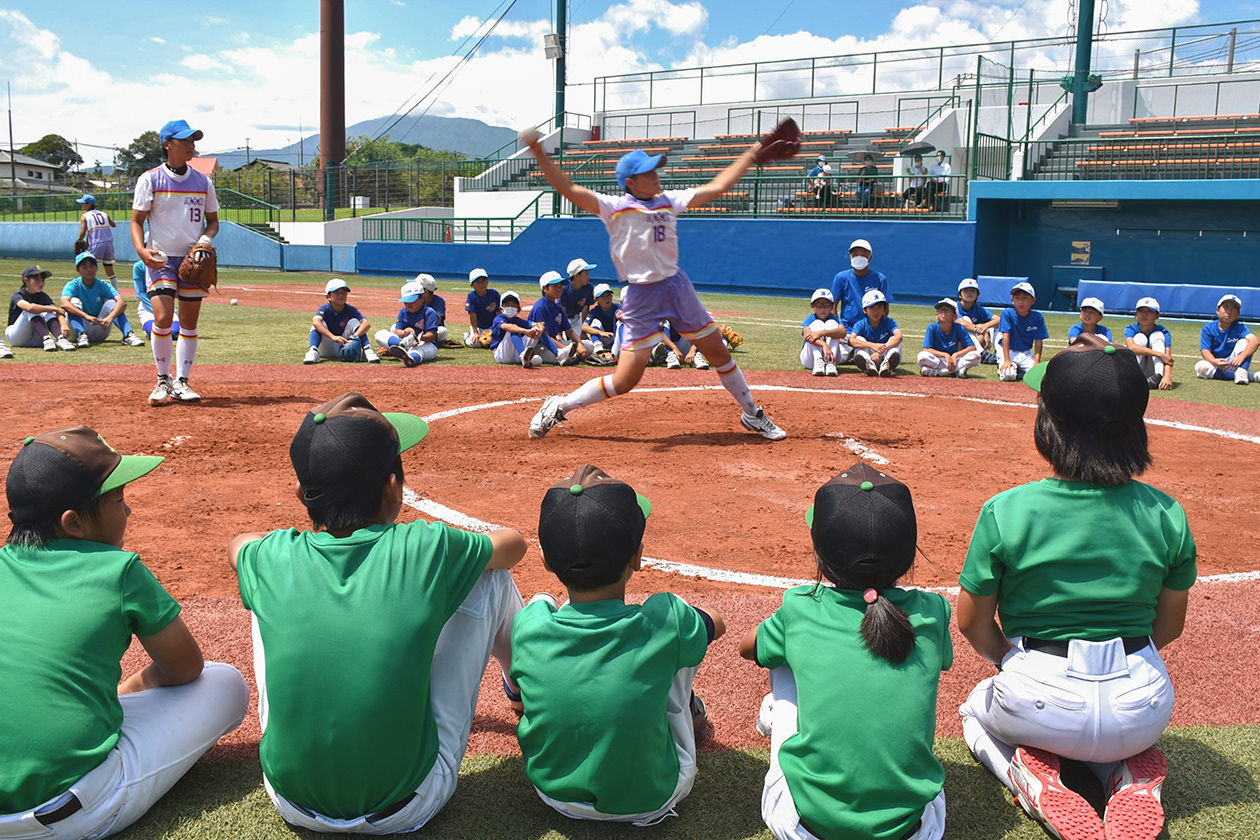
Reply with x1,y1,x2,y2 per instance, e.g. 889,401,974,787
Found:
75,194,96,205
159,119,204,145
75,251,98,266
616,150,666,190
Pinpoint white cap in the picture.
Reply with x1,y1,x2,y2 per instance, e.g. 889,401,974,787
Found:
958,277,979,291
324,278,350,294
935,298,959,313
1135,296,1161,313
468,267,488,284
1012,281,1036,298
501,289,521,305
1080,296,1105,315
539,270,564,288
566,257,596,277
861,289,887,308
821,163,832,173
592,283,612,298
810,288,834,303
1217,293,1242,309
619,286,629,301
413,273,437,292
817,154,826,161
398,282,422,303
849,238,872,254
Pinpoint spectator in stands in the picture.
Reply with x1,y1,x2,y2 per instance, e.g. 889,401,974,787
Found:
1124,297,1174,390
76,194,120,284
560,258,597,324
830,238,892,331
902,154,928,208
464,268,500,348
856,154,879,209
927,150,951,211
957,278,1000,364
807,156,833,208
1194,293,1260,385
1068,297,1113,345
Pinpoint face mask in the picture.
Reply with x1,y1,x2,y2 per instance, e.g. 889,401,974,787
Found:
850,255,869,271
502,306,519,318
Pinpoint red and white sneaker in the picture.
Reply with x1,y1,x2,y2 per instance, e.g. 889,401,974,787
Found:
1008,746,1105,840
1103,747,1167,840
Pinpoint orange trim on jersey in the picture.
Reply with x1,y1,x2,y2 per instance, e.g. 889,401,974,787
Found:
623,330,664,352
152,190,209,198
610,204,673,220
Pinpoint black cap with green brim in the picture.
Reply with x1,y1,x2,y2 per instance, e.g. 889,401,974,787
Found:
1025,342,1148,435
538,464,651,577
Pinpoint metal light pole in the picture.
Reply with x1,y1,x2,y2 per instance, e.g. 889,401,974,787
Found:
1071,0,1096,125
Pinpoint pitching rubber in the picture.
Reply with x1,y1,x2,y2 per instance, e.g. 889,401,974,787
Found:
1103,747,1168,840
1009,746,1105,840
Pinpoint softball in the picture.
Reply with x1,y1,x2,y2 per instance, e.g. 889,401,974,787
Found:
518,127,541,145
230,298,239,306
152,249,167,264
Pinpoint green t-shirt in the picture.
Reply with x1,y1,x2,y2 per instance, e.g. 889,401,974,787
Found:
755,586,951,840
511,593,709,815
959,479,1198,640
0,540,180,812
235,521,491,818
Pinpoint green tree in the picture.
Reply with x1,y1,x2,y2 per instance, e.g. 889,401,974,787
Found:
116,130,163,176
19,134,82,170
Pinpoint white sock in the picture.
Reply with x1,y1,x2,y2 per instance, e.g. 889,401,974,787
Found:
176,329,198,379
716,359,757,414
560,375,614,413
152,331,173,376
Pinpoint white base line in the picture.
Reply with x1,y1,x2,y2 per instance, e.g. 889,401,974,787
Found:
405,387,1260,590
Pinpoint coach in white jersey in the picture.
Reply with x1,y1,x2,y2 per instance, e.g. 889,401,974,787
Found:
521,131,786,441
76,194,119,283
130,119,219,406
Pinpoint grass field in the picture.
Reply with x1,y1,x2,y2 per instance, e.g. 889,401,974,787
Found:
6,255,1260,838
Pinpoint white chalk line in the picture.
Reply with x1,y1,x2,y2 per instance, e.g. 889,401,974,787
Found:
403,385,1260,590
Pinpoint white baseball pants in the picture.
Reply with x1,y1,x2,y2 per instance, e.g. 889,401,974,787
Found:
917,349,980,377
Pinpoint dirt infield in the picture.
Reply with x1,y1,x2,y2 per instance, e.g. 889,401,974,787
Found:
2,362,1259,756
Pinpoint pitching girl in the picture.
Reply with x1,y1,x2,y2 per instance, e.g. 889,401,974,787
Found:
521,129,788,441
739,463,951,840
958,341,1195,840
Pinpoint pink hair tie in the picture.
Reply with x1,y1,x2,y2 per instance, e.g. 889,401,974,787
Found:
863,588,878,604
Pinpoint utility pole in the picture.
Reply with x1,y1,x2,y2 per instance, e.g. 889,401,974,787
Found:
7,82,16,198
1070,0,1096,125
320,0,345,221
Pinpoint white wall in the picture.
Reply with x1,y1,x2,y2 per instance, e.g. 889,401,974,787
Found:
275,206,453,246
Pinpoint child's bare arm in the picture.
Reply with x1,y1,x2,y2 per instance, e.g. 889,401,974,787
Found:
956,590,1012,666
1152,586,1189,649
119,616,204,694
486,528,527,570
227,532,268,570
738,624,759,661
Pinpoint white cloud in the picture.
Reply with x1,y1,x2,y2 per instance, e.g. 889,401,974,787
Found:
149,36,166,44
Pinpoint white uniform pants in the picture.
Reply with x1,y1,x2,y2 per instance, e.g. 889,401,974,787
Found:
999,348,1038,381
854,346,901,373
959,636,1172,797
799,322,851,369
4,311,58,347
1194,338,1253,380
313,319,363,359
262,568,523,834
0,663,248,840
759,668,944,840
70,299,126,344
534,664,700,826
917,349,980,377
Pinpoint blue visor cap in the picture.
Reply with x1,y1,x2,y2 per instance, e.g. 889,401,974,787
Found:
159,119,204,144
616,150,666,190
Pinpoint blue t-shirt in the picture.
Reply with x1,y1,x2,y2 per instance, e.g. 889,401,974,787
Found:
130,261,152,309
424,295,446,322
559,281,596,320
394,305,438,336
958,301,993,325
529,296,572,339
801,313,841,347
60,277,118,316
852,315,899,345
490,313,532,350
922,321,976,353
1068,322,1113,342
315,302,366,337
829,269,891,328
998,308,1049,353
1200,319,1253,357
465,289,501,330
585,303,619,335
1124,321,1171,346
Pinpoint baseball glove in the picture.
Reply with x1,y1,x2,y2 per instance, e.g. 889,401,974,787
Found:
720,323,744,349
338,341,364,363
177,241,218,291
753,118,801,164
74,238,88,256
478,330,492,348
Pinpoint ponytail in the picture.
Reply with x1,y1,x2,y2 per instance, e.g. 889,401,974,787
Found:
859,588,915,664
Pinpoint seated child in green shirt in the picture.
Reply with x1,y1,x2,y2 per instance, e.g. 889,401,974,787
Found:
511,464,725,825
740,463,952,840
0,426,247,838
229,392,526,834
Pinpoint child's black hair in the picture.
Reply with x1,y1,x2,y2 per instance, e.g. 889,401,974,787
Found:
7,494,105,548
548,540,639,592
1034,402,1149,486
817,554,916,665
302,456,404,531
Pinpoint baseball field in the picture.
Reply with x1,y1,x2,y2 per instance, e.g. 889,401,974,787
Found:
3,257,1259,838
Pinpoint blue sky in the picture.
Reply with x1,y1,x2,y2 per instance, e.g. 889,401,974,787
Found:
0,0,1244,161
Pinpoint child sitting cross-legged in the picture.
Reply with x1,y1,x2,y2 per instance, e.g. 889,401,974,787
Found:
918,298,980,378
511,464,725,825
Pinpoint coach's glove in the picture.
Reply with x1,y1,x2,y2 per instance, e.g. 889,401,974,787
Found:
178,241,218,291
753,118,801,164
74,238,88,256
720,323,744,349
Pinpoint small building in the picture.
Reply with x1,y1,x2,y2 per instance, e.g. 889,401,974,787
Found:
0,150,72,194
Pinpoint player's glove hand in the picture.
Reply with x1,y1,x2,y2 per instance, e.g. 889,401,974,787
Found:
719,323,744,349
178,241,218,291
74,238,88,256
753,118,801,164
478,330,493,348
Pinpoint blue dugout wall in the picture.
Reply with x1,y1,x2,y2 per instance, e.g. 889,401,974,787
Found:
358,217,977,303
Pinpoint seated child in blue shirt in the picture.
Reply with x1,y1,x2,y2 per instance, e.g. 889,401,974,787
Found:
1068,297,1113,345
532,271,592,366
957,278,1000,362
303,278,378,364
60,252,145,347
1124,296,1174,390
800,288,848,377
997,282,1049,382
1194,293,1259,385
918,298,980,377
849,289,903,376
463,268,501,347
491,290,549,367
374,281,439,368
583,283,619,363
512,464,724,825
